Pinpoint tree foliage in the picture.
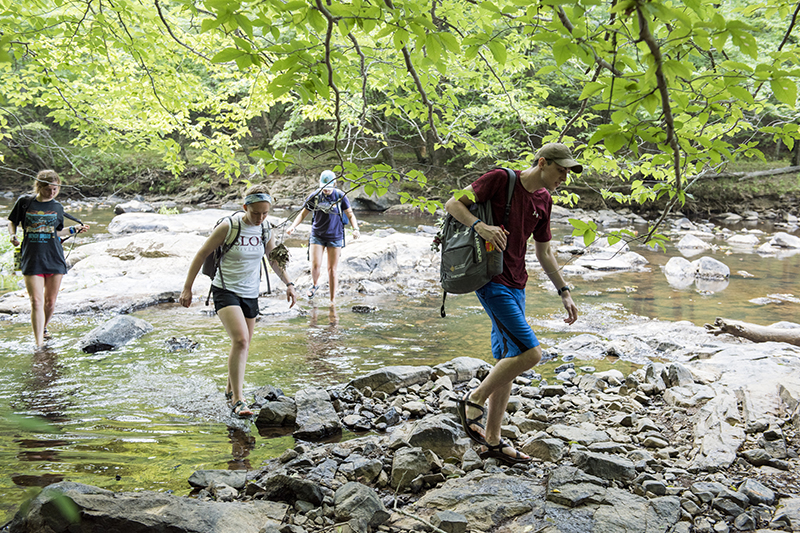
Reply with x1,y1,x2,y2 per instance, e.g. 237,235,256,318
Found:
1,0,799,243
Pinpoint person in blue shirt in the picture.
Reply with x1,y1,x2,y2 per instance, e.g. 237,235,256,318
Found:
286,170,361,304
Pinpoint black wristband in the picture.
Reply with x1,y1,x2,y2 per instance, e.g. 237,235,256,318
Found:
286,282,294,287
557,286,570,296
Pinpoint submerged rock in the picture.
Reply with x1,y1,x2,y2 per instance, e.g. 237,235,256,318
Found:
77,315,153,353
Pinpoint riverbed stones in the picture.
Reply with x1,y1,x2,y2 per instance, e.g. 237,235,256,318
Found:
77,314,154,353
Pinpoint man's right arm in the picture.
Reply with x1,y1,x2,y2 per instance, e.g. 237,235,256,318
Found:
444,185,509,252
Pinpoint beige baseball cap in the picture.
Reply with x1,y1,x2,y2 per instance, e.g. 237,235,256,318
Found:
535,143,583,173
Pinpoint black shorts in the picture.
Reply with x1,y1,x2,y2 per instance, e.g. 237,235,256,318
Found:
211,286,259,319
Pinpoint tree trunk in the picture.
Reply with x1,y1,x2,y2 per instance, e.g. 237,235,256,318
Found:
704,318,800,347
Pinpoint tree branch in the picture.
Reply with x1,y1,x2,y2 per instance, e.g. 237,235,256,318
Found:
636,3,681,194
153,0,211,61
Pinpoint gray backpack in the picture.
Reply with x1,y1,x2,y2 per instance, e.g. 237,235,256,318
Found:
439,168,516,317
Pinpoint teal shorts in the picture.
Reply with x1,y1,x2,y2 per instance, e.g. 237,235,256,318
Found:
475,282,539,360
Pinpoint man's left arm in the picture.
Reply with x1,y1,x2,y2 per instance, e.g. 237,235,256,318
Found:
534,240,578,325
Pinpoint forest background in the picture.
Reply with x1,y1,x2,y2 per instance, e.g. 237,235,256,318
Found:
2,0,800,246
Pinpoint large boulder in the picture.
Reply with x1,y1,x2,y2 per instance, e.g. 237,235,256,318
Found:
77,315,154,353
8,481,288,533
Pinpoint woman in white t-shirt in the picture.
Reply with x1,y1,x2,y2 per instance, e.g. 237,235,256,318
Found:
180,185,297,417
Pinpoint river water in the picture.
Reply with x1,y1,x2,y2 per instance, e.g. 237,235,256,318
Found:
1,199,798,523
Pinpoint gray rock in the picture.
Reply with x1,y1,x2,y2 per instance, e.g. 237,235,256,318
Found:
642,480,668,496
253,384,285,404
414,473,542,532
738,479,775,506
593,489,680,533
771,231,800,248
667,363,695,387
663,383,716,407
771,497,800,530
8,481,287,533
741,448,772,466
549,423,610,445
571,450,636,482
690,393,745,471
248,474,324,506
349,456,383,484
431,510,468,533
391,447,430,491
348,365,433,395
432,357,491,383
374,406,401,427
676,234,711,250
520,436,567,463
692,256,730,280
114,199,155,215
406,414,467,461
293,388,341,440
664,256,695,279
255,399,297,427
333,482,390,528
188,469,247,490
77,315,154,353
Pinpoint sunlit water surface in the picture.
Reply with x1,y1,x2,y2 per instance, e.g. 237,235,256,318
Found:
1,198,798,523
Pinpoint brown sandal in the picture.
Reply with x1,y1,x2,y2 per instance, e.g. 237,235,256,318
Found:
479,439,531,465
456,390,487,445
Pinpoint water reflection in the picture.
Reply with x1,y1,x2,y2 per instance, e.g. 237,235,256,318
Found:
303,304,348,383
227,427,255,470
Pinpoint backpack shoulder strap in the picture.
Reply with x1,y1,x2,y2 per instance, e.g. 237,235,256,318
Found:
500,168,517,226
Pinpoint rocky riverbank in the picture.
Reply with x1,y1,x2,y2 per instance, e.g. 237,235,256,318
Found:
6,319,800,533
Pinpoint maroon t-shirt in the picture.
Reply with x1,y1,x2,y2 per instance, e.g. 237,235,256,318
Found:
470,168,552,289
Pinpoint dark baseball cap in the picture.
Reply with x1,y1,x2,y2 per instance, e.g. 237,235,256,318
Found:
535,143,583,173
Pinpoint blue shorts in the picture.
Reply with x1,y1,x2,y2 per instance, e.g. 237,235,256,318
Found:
475,282,539,360
310,235,344,248
212,286,259,319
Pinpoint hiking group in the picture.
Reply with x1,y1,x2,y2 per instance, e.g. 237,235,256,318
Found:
6,144,582,434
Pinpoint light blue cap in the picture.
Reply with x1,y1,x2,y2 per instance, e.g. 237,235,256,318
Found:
320,170,336,187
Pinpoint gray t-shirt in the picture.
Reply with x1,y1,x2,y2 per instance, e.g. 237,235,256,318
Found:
211,214,269,298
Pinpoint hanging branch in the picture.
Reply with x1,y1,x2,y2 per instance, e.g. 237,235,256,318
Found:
314,0,344,167
383,0,441,144
153,0,211,61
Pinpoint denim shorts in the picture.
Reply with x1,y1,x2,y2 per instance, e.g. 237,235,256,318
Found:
309,235,344,248
212,286,259,319
475,282,539,360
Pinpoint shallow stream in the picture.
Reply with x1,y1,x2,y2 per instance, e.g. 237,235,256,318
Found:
1,199,798,523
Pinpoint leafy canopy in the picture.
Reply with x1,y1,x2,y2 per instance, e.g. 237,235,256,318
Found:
1,0,799,244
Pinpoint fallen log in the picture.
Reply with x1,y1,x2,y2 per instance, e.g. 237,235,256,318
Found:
704,318,800,347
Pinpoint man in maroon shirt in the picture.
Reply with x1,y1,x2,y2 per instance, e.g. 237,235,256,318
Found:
444,143,581,464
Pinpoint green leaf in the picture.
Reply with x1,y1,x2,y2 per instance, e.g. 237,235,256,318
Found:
211,47,246,63
552,38,573,66
771,77,797,106
487,41,507,65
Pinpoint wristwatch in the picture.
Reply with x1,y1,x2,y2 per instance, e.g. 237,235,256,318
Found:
557,286,570,296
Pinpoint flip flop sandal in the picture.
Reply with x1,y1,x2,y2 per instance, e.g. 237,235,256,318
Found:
231,400,254,418
43,329,52,340
456,390,487,445
307,285,319,299
479,438,531,465
224,391,233,404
